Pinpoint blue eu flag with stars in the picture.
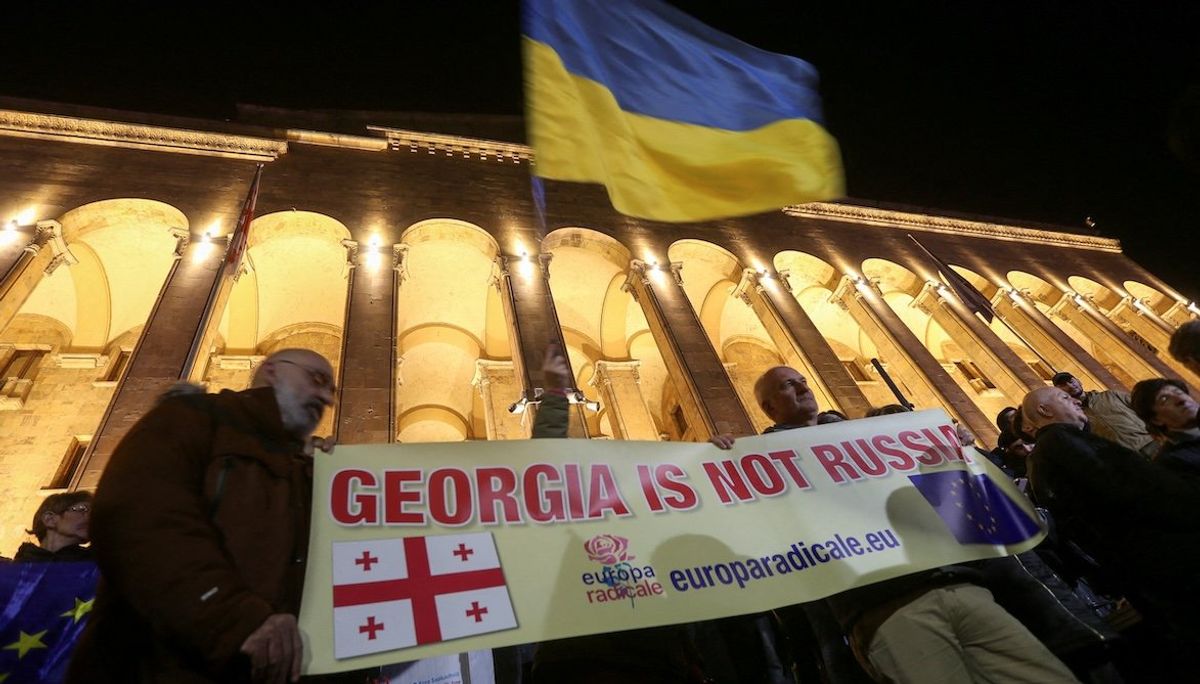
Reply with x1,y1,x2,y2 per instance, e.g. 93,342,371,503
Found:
0,562,99,683
908,470,1042,545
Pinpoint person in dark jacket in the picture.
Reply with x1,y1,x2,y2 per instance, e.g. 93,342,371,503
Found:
713,367,1077,684
1131,377,1200,475
67,348,336,684
14,491,94,562
1022,385,1200,645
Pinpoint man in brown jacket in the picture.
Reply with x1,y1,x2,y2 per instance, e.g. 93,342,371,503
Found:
68,348,335,684
1052,372,1156,457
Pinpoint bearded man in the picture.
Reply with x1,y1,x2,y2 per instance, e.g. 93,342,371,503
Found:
69,349,336,683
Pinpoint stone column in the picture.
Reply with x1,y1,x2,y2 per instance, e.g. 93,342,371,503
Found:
1051,292,1179,382
831,276,996,443
73,229,228,489
914,282,1044,404
738,269,871,418
991,289,1122,390
495,253,584,437
622,260,754,439
333,241,397,445
0,220,69,334
473,359,528,440
591,360,660,440
1108,297,1200,385
1162,300,1199,328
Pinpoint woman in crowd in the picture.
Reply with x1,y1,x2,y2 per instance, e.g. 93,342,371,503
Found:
15,491,93,562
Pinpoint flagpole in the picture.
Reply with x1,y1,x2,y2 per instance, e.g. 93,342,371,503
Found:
870,358,914,409
907,234,1058,377
181,164,264,380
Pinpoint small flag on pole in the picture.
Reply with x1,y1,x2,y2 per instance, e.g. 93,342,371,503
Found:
909,235,996,323
523,0,844,223
331,532,517,660
225,164,264,270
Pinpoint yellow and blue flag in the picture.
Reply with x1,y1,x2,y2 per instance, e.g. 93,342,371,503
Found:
523,0,845,223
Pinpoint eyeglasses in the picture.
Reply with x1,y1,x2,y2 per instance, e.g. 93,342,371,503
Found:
274,359,336,393
63,503,91,514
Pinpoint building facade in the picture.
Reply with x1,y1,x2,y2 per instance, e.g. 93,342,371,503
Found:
0,99,1196,556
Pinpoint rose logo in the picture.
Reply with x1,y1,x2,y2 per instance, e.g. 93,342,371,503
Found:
584,534,635,565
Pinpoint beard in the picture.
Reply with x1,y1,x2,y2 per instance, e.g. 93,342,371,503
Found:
274,386,323,437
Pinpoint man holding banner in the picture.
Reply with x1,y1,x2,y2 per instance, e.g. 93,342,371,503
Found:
68,349,336,684
714,366,1077,684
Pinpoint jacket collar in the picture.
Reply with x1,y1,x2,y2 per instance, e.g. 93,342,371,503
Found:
1035,422,1086,440
209,387,309,477
764,421,815,434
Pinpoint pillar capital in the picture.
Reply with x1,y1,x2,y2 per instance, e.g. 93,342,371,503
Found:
392,243,409,280
169,227,190,258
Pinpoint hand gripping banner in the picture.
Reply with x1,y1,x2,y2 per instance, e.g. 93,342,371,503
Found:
299,409,1043,674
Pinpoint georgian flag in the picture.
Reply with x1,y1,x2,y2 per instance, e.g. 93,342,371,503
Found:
331,532,517,660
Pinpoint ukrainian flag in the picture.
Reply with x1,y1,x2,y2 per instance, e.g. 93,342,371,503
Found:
523,0,845,223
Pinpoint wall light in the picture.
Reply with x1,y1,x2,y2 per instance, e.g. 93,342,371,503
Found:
514,250,535,278
191,237,215,263
508,388,544,414
363,235,384,270
568,390,602,412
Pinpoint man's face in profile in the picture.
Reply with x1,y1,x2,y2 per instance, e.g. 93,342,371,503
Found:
759,368,818,426
1055,376,1084,399
269,355,335,438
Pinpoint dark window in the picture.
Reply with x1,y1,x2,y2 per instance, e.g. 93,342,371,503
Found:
671,404,688,437
954,360,996,390
1027,360,1055,382
47,437,89,490
1,349,45,381
106,350,133,382
841,360,871,382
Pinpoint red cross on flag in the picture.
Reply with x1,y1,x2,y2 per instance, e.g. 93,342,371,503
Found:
331,532,517,660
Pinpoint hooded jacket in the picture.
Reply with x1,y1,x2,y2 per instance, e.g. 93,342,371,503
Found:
67,385,312,683
13,542,93,563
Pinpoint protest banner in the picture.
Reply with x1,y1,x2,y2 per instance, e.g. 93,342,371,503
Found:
299,408,1042,675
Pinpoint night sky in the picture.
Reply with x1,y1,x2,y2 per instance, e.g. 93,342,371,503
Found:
2,2,1197,297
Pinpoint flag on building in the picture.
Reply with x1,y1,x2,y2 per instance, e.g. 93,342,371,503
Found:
0,562,99,683
907,470,1042,545
909,235,996,323
331,532,517,660
225,164,264,269
522,0,844,223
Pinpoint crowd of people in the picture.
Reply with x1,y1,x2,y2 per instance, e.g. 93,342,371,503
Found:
5,320,1200,683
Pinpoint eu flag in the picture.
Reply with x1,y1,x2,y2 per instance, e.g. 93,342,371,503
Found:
523,0,844,222
908,470,1042,545
0,562,99,683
